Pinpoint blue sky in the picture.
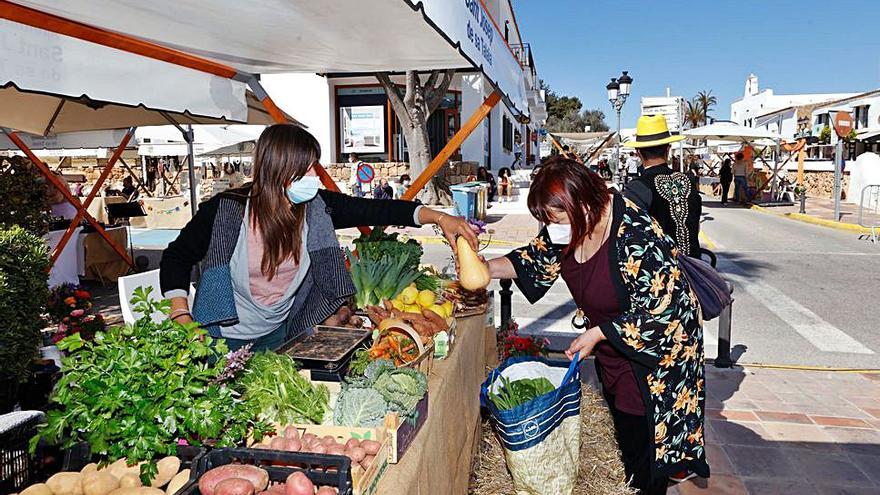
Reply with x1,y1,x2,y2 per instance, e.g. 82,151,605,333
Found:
512,0,880,128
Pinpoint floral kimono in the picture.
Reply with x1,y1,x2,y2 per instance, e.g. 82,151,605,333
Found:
505,194,710,479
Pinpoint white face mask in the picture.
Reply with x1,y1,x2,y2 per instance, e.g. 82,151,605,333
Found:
546,223,572,245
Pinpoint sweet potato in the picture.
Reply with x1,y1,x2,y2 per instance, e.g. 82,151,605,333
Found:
149,457,180,488
214,478,254,495
421,309,447,331
20,483,52,495
47,472,83,495
198,466,269,495
82,472,120,495
164,470,190,495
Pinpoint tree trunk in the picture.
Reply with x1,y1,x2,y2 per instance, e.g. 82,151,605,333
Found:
376,70,455,205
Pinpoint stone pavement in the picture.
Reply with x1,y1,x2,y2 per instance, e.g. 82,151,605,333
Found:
669,365,880,495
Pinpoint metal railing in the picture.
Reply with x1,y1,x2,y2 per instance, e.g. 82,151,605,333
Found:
858,185,880,243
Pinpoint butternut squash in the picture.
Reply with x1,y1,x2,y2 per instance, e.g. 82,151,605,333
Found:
456,236,490,290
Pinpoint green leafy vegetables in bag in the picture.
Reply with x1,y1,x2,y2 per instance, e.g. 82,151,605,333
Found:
488,376,556,411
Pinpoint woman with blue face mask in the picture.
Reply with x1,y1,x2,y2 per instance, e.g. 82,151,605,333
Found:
160,124,477,351
476,157,708,495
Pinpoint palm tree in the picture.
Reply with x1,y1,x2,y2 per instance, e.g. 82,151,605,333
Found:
684,98,705,129
696,90,717,125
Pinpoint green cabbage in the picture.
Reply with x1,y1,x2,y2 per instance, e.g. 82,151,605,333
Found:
332,387,388,427
372,368,428,413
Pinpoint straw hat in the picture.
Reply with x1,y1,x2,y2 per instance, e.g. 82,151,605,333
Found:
623,114,686,148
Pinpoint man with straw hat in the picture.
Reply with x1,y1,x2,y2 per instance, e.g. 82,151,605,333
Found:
623,114,702,257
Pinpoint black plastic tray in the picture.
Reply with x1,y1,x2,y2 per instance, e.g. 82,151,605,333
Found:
276,326,370,381
181,448,352,495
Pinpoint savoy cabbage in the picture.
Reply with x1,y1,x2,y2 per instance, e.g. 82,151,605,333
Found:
332,387,388,427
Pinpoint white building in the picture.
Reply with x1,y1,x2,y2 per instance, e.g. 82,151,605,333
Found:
261,0,546,172
730,74,856,128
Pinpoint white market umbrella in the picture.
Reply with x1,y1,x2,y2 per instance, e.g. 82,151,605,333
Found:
684,122,782,142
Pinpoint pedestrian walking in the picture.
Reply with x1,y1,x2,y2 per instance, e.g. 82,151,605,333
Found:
719,158,733,205
479,157,709,495
622,114,702,257
625,152,640,183
511,136,523,169
732,152,748,203
348,152,366,198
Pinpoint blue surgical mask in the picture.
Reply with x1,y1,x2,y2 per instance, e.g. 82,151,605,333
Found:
285,176,320,204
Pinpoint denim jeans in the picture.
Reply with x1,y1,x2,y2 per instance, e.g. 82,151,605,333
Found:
733,176,748,202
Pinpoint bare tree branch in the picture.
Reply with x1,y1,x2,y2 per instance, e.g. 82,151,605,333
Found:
424,71,441,92
404,71,419,110
426,69,456,113
376,72,410,128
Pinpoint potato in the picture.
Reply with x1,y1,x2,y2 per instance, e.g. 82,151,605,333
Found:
360,440,381,456
107,459,131,480
149,457,181,488
164,469,190,495
326,445,344,456
300,433,317,445
344,438,360,451
20,483,53,495
361,455,375,469
47,472,84,495
108,488,164,495
315,488,336,495
198,465,269,495
311,445,326,455
81,464,99,475
118,474,142,489
82,472,120,495
214,478,254,495
269,437,291,451
348,447,366,463
320,436,336,446
283,426,299,440
284,473,313,495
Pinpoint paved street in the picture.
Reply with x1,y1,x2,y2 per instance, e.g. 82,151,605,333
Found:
700,199,880,369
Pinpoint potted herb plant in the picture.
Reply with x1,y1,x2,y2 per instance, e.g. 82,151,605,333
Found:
0,226,50,413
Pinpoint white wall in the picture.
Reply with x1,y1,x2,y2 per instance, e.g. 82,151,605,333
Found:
261,73,333,164
460,74,485,166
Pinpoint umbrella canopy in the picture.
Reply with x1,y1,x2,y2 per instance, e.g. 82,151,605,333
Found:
0,84,300,136
12,0,528,115
199,140,256,157
684,122,783,142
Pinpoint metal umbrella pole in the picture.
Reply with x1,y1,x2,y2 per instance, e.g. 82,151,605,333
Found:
185,124,198,216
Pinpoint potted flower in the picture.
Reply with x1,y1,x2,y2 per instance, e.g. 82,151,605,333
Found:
498,318,550,361
0,226,49,413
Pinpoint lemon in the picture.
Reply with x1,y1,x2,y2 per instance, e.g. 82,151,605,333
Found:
400,286,419,305
404,304,422,314
427,304,447,318
417,289,436,308
391,299,405,311
442,300,454,317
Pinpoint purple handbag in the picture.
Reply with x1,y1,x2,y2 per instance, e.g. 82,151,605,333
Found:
677,254,732,320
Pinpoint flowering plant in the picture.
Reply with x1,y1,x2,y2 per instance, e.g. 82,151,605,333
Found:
498,318,549,360
47,283,105,342
47,283,93,323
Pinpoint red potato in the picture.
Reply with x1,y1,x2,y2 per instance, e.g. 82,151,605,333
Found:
326,445,345,456
348,447,366,463
311,445,327,455
316,488,337,495
284,473,314,495
283,426,300,440
252,443,271,450
360,440,381,456
287,439,303,452
214,478,255,495
265,484,286,495
320,436,336,446
301,434,318,446
344,438,360,450
360,455,375,470
198,465,269,495
270,437,291,451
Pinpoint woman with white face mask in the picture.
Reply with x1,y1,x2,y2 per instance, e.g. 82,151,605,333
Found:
161,124,477,351
477,157,708,495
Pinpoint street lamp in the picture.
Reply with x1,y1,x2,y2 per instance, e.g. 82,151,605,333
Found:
607,71,633,185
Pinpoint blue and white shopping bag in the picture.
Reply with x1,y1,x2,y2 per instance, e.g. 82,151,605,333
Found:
480,354,582,495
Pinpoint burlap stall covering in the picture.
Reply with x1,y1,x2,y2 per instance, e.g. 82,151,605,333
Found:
82,226,129,283
376,316,493,495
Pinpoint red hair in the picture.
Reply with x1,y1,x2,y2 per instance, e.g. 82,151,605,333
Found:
527,157,611,254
